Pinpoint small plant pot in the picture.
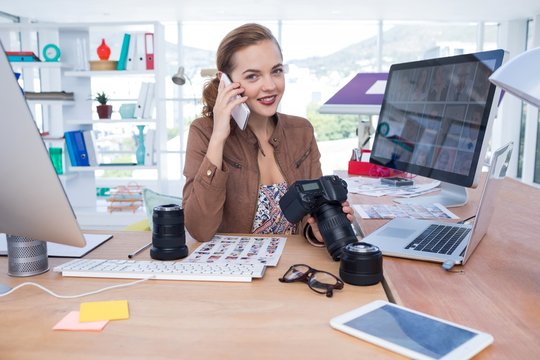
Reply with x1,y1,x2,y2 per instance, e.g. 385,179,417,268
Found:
97,104,113,119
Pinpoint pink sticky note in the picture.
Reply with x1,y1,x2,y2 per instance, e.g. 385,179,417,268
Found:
53,311,108,331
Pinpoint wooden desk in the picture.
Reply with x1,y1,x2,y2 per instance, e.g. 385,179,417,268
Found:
0,232,391,359
352,177,540,359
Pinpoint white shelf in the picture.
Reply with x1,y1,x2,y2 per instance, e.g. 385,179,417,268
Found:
9,61,68,69
64,70,155,77
65,118,156,125
74,203,147,230
58,173,78,182
1,21,166,223
42,136,65,142
70,165,158,171
27,99,74,106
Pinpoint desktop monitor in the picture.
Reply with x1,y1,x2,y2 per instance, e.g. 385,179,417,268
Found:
0,42,91,277
370,49,506,207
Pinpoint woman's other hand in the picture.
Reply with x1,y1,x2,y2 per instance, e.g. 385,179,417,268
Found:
307,201,354,243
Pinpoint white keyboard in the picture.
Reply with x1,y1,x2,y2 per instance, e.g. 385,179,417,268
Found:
53,259,266,283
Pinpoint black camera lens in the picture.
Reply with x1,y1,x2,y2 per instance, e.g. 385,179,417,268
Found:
339,242,383,286
151,204,188,261
314,203,357,261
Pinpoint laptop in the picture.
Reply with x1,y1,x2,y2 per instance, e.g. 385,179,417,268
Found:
363,142,513,266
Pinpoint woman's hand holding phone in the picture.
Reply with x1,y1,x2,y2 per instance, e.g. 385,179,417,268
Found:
220,74,250,130
205,74,248,169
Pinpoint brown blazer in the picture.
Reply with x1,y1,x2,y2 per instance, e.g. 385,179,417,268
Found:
183,112,322,242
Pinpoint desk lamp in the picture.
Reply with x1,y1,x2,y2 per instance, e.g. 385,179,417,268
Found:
489,47,540,107
172,66,189,85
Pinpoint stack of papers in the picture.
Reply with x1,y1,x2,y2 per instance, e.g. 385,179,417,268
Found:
353,203,458,220
184,235,286,266
344,177,441,198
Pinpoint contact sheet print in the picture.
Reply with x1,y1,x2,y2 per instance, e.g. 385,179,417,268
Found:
353,203,458,220
185,235,286,266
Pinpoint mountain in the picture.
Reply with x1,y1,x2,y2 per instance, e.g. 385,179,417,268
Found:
288,24,480,77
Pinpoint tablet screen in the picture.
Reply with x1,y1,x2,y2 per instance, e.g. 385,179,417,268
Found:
344,304,476,359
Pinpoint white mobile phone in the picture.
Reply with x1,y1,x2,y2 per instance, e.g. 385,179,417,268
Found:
221,73,250,130
330,300,493,360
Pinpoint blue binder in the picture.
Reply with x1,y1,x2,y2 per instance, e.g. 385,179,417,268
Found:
64,130,89,166
64,131,78,166
117,33,131,70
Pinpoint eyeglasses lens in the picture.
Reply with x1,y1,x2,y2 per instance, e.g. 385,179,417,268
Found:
308,271,340,290
283,264,310,281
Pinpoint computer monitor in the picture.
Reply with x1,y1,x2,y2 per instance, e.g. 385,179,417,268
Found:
370,49,506,207
0,42,101,278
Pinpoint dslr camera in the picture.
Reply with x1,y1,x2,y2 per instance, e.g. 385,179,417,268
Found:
279,175,357,261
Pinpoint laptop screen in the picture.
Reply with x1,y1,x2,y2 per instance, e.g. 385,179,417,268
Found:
462,142,513,263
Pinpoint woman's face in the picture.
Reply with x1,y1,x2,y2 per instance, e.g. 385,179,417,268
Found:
229,40,285,119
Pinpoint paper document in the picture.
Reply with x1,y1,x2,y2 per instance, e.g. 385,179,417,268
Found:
184,235,286,266
344,177,441,198
353,203,458,220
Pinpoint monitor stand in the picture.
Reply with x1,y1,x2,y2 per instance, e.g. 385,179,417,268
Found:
394,181,468,208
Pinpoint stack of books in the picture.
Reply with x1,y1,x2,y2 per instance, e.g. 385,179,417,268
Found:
25,91,74,101
6,51,41,62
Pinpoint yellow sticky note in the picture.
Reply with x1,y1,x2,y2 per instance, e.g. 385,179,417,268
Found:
80,300,129,322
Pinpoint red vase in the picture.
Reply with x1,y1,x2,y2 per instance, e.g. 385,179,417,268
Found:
97,39,111,61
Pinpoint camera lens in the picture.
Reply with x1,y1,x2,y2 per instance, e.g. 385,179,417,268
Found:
339,242,383,286
314,203,358,261
151,204,188,261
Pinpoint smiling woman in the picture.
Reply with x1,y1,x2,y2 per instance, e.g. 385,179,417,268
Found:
182,23,353,244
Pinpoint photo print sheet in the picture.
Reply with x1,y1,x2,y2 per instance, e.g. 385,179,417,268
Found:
353,203,458,220
185,235,286,266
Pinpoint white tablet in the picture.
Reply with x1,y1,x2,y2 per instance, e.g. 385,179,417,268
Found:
330,300,493,360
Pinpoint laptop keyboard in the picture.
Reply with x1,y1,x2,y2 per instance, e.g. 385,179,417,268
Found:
405,224,471,255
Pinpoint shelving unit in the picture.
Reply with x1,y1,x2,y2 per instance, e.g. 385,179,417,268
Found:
0,21,167,228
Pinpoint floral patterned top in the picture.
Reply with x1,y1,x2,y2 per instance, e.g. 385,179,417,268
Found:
251,182,297,235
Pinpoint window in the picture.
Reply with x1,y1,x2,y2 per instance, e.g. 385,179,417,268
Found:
168,20,501,178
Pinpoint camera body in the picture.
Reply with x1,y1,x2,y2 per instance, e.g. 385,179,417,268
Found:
279,175,348,223
280,175,357,260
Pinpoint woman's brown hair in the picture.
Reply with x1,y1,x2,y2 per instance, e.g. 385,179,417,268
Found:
201,23,282,118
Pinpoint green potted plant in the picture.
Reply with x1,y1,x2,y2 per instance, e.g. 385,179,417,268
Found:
95,91,113,119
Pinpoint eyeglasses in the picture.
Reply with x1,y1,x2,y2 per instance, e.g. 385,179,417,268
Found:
279,264,344,297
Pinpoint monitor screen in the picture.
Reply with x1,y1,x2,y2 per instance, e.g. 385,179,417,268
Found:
370,50,505,206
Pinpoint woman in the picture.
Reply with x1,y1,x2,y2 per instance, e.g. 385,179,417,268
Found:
183,23,353,245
